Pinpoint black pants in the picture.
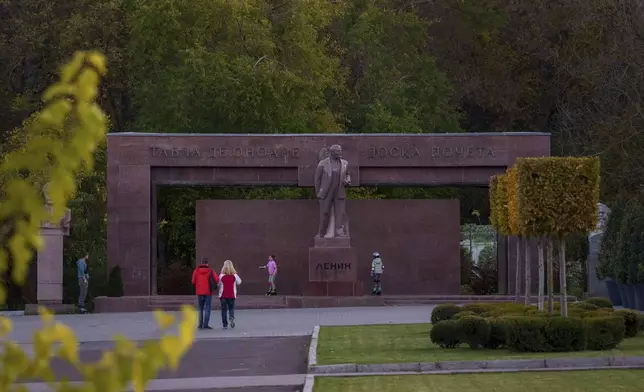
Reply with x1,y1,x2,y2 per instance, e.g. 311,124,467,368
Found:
220,298,235,327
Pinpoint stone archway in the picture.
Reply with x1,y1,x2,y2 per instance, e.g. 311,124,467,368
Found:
107,132,550,296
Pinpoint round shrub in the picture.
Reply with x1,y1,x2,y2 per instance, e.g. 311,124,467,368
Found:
570,302,599,311
431,304,461,324
461,303,496,315
430,320,461,348
615,309,639,338
485,303,529,317
580,309,615,318
566,308,587,318
453,311,477,320
484,317,507,349
457,315,491,349
505,316,547,352
543,316,586,352
585,316,625,350
585,297,614,309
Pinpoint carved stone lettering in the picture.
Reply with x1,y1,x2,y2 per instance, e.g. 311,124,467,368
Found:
368,145,497,159
154,146,300,159
368,147,421,159
316,262,352,270
150,147,201,157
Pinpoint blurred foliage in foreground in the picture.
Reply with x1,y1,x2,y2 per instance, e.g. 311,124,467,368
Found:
0,52,196,392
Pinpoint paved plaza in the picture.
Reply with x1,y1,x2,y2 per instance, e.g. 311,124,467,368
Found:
7,305,435,390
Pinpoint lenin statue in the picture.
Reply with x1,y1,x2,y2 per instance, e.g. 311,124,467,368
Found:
314,145,351,238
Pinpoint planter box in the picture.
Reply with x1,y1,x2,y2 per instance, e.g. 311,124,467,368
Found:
618,283,631,308
625,284,636,309
633,284,644,311
605,280,622,306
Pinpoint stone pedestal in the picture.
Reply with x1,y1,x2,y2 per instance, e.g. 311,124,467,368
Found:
37,227,65,304
587,233,609,298
308,236,359,295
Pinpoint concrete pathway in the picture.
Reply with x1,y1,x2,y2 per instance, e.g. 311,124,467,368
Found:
5,305,434,391
4,305,435,345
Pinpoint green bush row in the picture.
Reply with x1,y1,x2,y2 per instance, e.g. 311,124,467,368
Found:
430,301,642,352
430,313,626,352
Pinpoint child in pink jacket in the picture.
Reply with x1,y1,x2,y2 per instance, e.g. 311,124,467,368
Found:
259,254,278,296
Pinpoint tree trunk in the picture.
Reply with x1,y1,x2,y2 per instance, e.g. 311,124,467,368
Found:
515,236,522,304
559,236,568,317
538,237,545,311
547,237,554,313
524,237,531,306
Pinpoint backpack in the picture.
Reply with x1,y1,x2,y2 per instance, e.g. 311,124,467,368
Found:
208,272,217,294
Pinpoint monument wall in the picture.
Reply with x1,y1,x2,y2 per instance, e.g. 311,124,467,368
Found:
107,132,550,295
196,199,461,295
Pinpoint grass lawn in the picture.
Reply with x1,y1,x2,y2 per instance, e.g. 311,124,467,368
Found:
316,324,644,365
313,370,644,391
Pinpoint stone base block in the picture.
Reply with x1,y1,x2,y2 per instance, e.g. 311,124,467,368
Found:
37,283,62,303
309,246,357,282
303,281,364,296
313,236,351,248
25,303,76,315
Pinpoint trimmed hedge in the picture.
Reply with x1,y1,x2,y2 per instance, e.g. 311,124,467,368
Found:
485,317,507,349
585,316,625,350
584,297,614,309
615,309,639,338
430,320,461,348
457,315,491,349
431,304,461,324
570,302,599,311
489,174,511,235
506,167,520,235
543,316,586,352
453,311,477,320
461,303,496,315
426,302,636,352
511,157,600,236
505,316,547,352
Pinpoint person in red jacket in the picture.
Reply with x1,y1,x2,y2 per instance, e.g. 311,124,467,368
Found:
218,259,242,329
191,258,219,330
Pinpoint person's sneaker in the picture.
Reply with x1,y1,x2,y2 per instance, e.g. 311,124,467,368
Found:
203,326,213,330
265,291,271,296
223,325,228,330
79,307,87,313
197,326,203,330
230,317,235,329
377,291,382,296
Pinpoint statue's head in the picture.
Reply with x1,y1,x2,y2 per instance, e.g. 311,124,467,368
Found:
597,203,610,231
329,144,342,159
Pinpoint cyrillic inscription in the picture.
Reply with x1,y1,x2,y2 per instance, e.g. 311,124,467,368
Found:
367,146,496,159
150,146,300,159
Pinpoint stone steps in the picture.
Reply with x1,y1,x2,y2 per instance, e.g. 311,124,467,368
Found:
95,295,579,313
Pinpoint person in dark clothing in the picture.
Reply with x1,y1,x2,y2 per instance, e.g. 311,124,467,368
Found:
191,258,219,330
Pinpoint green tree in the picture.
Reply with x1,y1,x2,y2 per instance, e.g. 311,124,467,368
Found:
124,0,345,133
341,0,461,133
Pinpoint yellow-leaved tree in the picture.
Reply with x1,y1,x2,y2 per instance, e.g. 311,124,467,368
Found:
0,52,196,391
